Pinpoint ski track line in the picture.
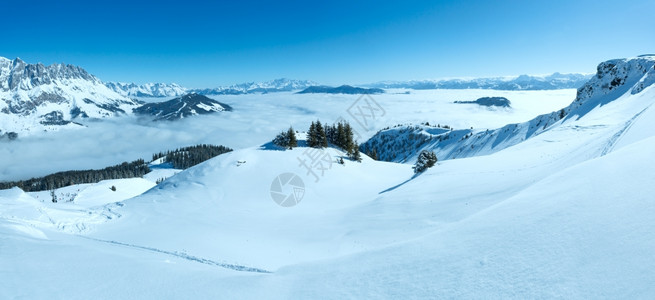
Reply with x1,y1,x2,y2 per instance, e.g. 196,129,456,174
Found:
78,235,272,274
601,105,651,156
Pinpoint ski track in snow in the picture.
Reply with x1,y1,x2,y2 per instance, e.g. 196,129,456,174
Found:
77,235,272,274
601,104,652,156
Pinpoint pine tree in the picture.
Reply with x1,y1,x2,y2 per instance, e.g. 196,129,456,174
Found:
307,121,317,147
315,121,327,148
344,123,355,153
349,143,362,162
413,150,437,173
321,129,328,148
287,127,297,149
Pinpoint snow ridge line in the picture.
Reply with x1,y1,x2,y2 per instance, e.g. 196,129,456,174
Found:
78,236,272,273
601,105,651,156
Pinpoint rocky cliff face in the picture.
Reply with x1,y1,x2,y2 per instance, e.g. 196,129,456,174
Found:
567,55,655,118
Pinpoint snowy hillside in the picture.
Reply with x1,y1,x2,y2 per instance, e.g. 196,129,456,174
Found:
105,82,187,98
363,56,655,163
2,55,655,298
133,93,232,121
369,72,592,90
0,57,141,135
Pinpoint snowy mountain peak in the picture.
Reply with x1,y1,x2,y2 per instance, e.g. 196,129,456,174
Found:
0,56,99,92
105,81,188,98
192,78,319,95
367,72,592,90
0,57,140,135
568,56,655,118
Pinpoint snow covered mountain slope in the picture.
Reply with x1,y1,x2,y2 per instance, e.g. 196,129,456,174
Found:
133,93,232,121
0,57,141,135
2,74,655,297
192,78,318,95
2,56,655,298
105,82,187,98
369,72,592,90
363,55,655,163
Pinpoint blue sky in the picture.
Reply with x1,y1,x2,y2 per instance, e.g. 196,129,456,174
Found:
2,0,654,88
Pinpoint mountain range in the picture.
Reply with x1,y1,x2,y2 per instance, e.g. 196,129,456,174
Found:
191,78,319,95
367,72,592,90
105,78,320,97
297,85,384,94
0,55,596,138
105,82,187,98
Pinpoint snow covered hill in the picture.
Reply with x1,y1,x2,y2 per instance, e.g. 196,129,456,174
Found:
0,57,141,135
369,72,592,90
2,55,655,298
363,56,655,163
105,82,187,98
133,93,232,121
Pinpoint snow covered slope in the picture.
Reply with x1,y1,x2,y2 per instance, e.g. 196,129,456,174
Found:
2,56,655,298
133,93,232,121
0,57,141,135
105,82,187,98
363,55,655,163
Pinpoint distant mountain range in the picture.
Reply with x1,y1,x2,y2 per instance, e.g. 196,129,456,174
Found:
0,55,595,137
367,73,592,90
105,82,188,98
191,78,319,95
105,78,319,97
297,85,384,94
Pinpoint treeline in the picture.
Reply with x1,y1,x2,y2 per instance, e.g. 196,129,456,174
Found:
1,144,233,192
0,160,150,192
152,144,233,169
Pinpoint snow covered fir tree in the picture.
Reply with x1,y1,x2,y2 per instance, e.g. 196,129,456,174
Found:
413,150,437,173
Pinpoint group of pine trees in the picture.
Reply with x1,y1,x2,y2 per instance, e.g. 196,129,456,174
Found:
311,120,362,161
273,120,362,161
0,144,233,193
273,127,298,149
152,144,233,169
